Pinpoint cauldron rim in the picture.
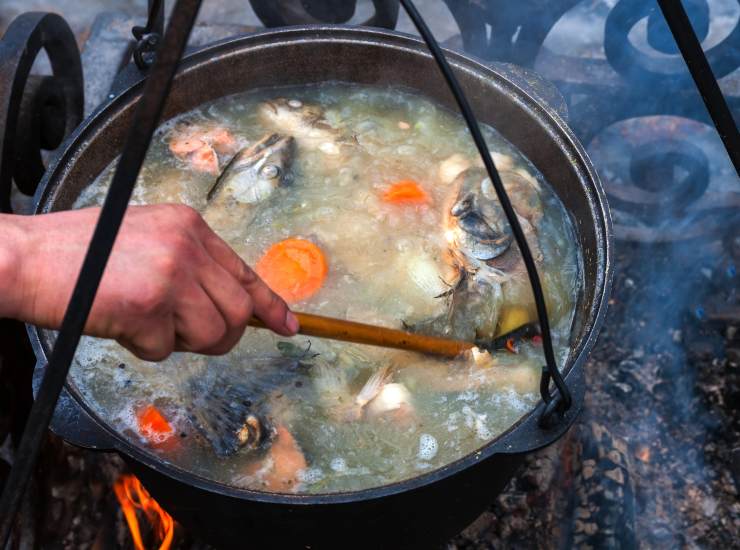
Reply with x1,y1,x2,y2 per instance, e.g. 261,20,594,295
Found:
28,25,612,505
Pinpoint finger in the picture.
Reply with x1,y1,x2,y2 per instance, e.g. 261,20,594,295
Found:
197,260,254,354
198,227,298,336
118,317,176,362
172,284,228,354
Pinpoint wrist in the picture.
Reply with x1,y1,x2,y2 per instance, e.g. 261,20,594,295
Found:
0,214,31,319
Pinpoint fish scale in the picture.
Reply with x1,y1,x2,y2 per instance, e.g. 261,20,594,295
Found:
185,358,304,457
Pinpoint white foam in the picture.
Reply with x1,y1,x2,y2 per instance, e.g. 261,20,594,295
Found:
299,468,325,484
330,457,348,473
462,405,493,440
418,433,438,461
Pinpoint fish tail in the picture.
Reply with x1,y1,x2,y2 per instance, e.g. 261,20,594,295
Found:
355,365,392,408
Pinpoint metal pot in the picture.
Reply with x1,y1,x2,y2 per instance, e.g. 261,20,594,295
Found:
28,26,612,549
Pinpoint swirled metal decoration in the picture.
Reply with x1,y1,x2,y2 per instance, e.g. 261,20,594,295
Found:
249,0,400,29
0,12,83,212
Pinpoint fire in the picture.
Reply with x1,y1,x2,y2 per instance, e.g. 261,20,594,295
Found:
635,445,651,463
113,474,174,550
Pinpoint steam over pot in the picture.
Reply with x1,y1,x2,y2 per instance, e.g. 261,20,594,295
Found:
28,26,612,548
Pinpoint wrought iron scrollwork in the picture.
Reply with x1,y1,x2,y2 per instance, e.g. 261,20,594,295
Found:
442,0,580,66
0,12,83,213
438,0,739,242
249,0,400,29
605,0,740,89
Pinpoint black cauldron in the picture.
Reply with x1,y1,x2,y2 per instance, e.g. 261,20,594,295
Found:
28,26,612,549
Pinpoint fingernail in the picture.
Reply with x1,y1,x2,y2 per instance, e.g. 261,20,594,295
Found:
285,311,299,334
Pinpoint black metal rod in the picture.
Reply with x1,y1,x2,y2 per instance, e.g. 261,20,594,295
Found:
0,0,202,543
657,0,740,175
398,0,571,415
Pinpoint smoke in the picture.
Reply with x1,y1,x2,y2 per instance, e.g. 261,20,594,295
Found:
530,0,739,546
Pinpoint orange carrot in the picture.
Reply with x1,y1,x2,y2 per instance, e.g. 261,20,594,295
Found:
255,238,328,303
137,405,174,444
382,180,431,205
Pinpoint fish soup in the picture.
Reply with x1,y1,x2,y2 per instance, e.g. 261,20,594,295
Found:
69,83,582,494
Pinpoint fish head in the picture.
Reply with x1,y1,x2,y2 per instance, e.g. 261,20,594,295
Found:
207,133,295,204
258,98,325,133
186,359,304,457
446,168,513,267
237,133,295,182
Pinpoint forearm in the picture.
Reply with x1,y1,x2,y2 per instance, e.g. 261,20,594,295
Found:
0,214,32,320
0,205,296,360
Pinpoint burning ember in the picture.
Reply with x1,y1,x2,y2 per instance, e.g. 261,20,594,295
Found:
113,474,174,550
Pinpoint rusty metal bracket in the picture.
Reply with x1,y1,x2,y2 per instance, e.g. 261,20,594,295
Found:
0,12,83,212
132,0,165,70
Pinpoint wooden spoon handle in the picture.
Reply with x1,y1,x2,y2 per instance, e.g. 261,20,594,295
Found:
249,312,474,358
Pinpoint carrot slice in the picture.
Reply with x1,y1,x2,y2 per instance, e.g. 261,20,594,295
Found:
255,238,328,303
382,180,431,205
137,405,174,444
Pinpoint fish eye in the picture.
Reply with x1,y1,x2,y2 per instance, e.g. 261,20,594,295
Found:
261,164,280,178
236,424,252,446
288,99,303,109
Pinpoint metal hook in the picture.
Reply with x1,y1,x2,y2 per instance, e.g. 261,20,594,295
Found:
132,0,166,70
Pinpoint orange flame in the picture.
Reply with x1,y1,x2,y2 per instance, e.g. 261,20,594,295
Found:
113,474,174,550
636,445,651,463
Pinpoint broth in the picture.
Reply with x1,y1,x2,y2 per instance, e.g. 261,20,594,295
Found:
67,83,581,494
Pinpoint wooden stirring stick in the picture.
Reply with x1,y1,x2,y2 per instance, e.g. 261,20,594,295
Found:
248,312,474,358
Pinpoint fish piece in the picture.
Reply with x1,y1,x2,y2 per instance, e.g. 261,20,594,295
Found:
439,151,520,186
404,167,525,342
364,383,414,421
447,168,544,282
355,365,392,409
189,144,219,174
482,151,515,172
207,133,295,205
438,154,470,185
257,98,345,150
242,424,307,493
404,269,503,342
169,135,206,158
200,127,237,155
498,170,543,224
186,375,271,457
402,352,541,394
446,168,514,268
184,357,304,457
168,123,239,173
204,133,295,235
313,362,412,423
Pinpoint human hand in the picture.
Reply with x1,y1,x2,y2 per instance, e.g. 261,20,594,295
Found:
0,204,299,360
